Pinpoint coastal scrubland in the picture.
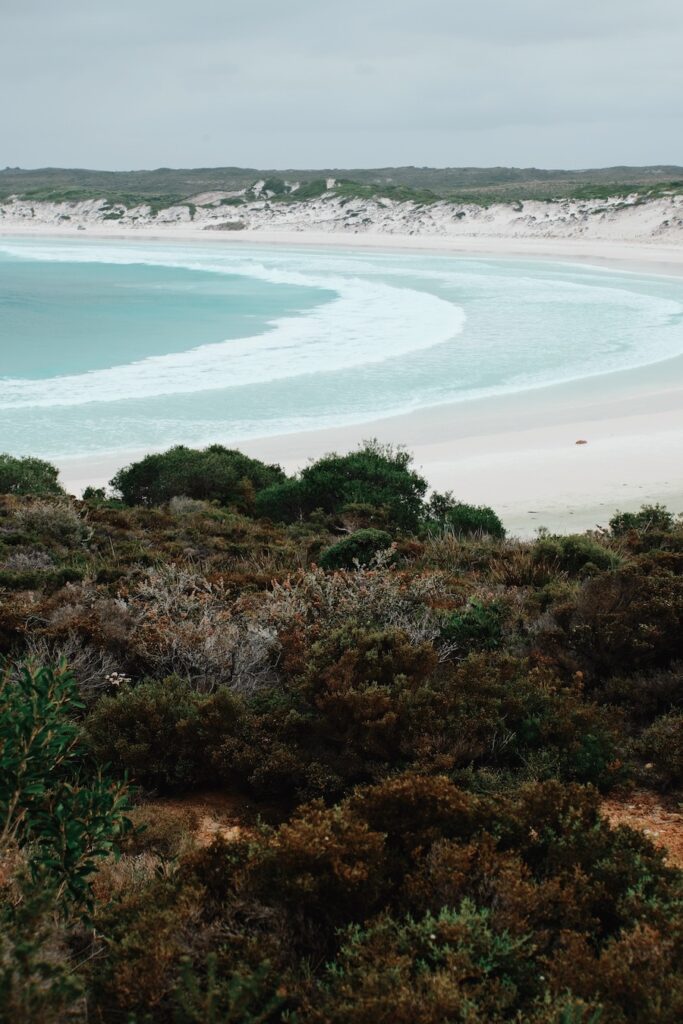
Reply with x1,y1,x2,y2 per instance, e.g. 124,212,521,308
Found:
2,443,683,1021
2,164,683,207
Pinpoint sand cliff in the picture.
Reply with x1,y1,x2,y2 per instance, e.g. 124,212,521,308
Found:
2,189,683,244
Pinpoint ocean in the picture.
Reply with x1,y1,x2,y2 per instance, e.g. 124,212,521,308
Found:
2,236,683,460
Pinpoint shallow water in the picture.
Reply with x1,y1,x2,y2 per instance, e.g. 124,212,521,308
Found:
1,237,683,459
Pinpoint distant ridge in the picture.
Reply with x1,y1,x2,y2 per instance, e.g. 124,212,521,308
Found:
2,164,683,206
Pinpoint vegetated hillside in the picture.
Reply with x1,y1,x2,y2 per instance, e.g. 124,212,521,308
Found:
2,442,683,1021
2,163,683,207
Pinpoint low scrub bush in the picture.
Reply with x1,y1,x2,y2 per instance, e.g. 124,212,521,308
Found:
11,499,91,547
0,565,83,592
4,440,683,1022
264,562,457,667
319,528,393,570
441,599,503,652
22,632,124,705
636,711,683,790
609,503,676,537
85,677,243,790
303,902,536,1024
555,567,683,676
123,565,280,692
599,662,683,724
533,533,620,574
1,548,54,571
427,492,506,539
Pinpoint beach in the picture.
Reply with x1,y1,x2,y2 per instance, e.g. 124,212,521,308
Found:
2,217,682,537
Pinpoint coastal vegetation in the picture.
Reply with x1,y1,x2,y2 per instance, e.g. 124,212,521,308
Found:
1,442,683,1020
3,164,683,209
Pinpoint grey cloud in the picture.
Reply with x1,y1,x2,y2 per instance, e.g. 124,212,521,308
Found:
1,0,682,169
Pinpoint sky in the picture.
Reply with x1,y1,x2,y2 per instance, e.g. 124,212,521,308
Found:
2,0,683,171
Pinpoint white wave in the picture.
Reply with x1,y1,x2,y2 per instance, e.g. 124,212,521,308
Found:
3,240,683,428
0,242,466,410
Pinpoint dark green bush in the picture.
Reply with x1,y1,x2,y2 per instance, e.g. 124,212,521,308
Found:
262,176,287,195
252,477,306,522
533,533,620,574
557,568,683,675
210,647,619,801
85,677,243,791
304,902,536,1024
609,503,676,536
256,442,427,531
110,444,285,511
81,485,110,505
0,454,64,496
441,599,503,652
319,529,393,570
0,660,131,905
0,566,83,591
636,711,683,790
599,663,683,724
212,627,438,801
427,492,505,538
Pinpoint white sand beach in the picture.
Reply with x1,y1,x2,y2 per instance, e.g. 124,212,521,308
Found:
3,209,682,537
54,345,683,538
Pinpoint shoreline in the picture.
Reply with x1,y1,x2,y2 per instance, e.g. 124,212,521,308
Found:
4,223,682,537
3,219,683,278
55,355,683,538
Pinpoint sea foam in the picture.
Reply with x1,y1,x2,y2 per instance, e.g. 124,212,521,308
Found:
2,240,683,460
0,241,466,409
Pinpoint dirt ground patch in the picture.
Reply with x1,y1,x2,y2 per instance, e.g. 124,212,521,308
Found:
602,790,683,869
143,791,255,846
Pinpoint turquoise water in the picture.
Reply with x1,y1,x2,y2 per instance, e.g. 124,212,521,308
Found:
2,237,683,459
0,256,333,378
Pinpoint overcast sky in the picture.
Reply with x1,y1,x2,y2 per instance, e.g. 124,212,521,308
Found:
3,0,682,170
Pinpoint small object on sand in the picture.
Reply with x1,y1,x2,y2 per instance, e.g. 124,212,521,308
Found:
575,439,588,445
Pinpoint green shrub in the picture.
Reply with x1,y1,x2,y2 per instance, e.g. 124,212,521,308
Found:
261,176,287,195
88,875,206,1016
256,441,427,531
253,477,305,522
427,492,505,538
0,660,132,906
533,534,620,574
0,888,84,1024
110,444,285,510
287,178,329,200
0,454,64,496
304,902,536,1024
211,647,619,801
636,711,683,790
12,499,91,547
85,677,243,791
609,503,676,536
599,662,683,724
559,568,683,675
319,529,393,570
214,627,438,801
81,485,107,503
0,566,83,591
441,599,503,652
